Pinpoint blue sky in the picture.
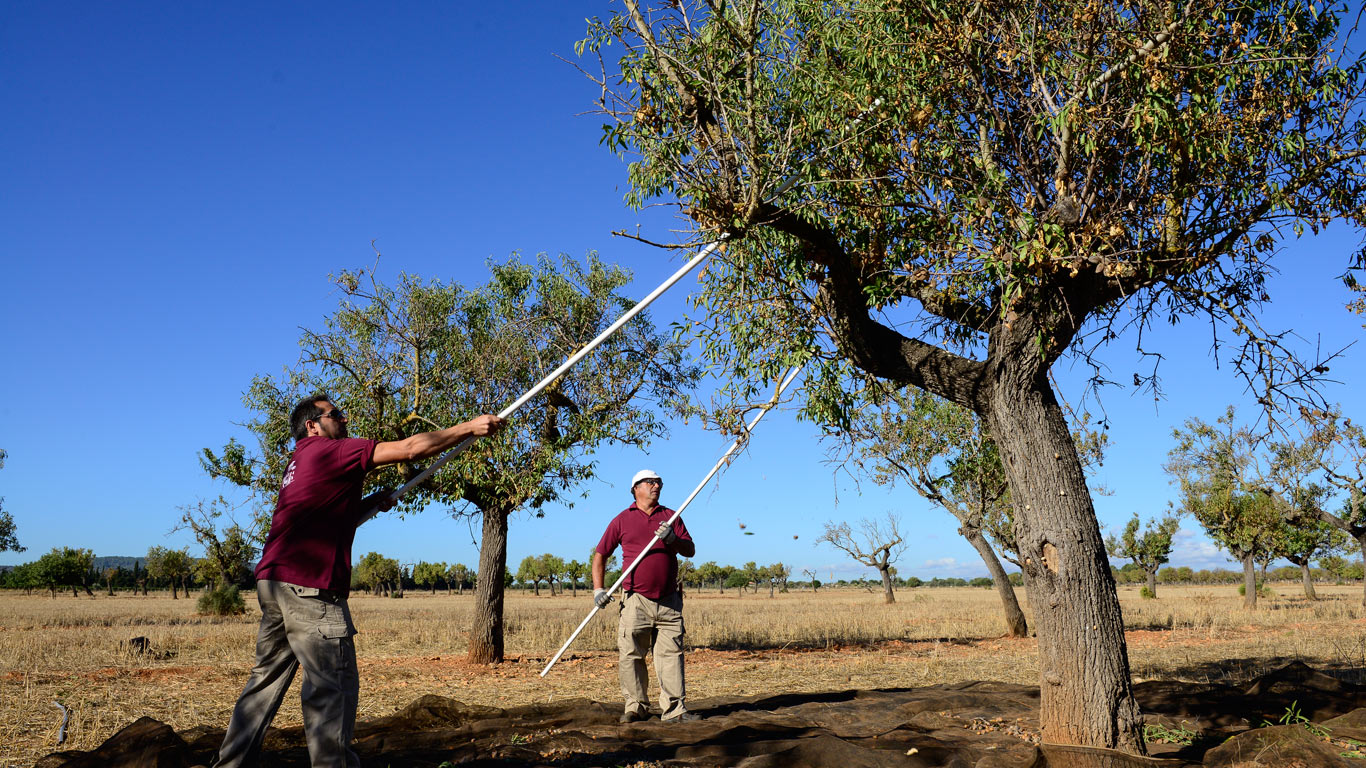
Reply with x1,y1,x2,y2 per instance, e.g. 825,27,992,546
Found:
2,2,1362,582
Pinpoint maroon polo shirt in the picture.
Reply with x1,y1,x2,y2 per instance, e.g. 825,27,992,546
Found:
596,503,692,600
254,435,377,594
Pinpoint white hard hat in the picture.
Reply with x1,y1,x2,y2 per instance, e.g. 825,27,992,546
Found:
631,468,662,488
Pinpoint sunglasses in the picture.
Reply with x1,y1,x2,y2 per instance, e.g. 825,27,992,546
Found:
317,409,347,421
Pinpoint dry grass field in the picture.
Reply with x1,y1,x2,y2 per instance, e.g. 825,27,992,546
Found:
4,582,1366,767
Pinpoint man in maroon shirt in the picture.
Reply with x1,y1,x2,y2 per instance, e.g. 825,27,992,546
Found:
213,395,503,768
592,468,698,723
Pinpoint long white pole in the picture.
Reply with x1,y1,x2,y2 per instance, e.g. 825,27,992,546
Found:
358,239,725,524
539,366,802,677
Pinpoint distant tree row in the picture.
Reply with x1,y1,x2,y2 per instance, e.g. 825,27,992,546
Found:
0,523,259,599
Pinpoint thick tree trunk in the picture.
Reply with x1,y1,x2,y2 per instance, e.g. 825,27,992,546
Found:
964,525,1028,637
468,508,509,664
877,566,895,604
1145,569,1157,599
984,376,1143,753
1359,536,1366,608
1241,554,1257,609
1300,562,1317,600
170,583,178,600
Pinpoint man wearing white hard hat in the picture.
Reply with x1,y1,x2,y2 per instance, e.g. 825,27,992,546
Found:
592,468,698,723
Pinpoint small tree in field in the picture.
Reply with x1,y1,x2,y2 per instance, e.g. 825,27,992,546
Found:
414,561,446,593
563,559,586,597
1105,513,1180,598
540,554,566,596
517,555,545,596
175,498,258,589
802,567,819,593
1168,409,1283,608
816,514,906,603
0,449,24,554
1275,515,1348,600
1273,406,1366,606
447,563,472,595
355,552,400,596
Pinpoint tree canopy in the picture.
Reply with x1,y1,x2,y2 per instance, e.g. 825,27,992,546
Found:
1105,512,1180,597
0,449,23,554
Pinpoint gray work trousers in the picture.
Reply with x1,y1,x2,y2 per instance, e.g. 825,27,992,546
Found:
618,590,687,719
212,580,360,768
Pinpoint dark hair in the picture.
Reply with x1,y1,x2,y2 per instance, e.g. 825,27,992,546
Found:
289,395,331,441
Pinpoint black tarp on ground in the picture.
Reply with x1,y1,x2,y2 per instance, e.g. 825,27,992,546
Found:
34,662,1366,768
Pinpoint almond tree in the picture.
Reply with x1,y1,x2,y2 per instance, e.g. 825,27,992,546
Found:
816,513,905,603
354,552,400,596
0,449,23,554
1287,407,1366,605
1105,513,1180,598
446,563,472,595
204,254,698,663
563,559,587,597
1167,408,1282,608
580,0,1366,750
541,554,566,596
1274,515,1346,600
173,498,258,590
414,561,447,593
516,555,546,595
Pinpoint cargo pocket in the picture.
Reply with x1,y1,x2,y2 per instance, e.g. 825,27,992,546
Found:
318,600,356,639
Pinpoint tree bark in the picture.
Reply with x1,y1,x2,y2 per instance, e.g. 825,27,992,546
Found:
468,507,510,664
1241,554,1257,609
1359,536,1366,608
964,525,1028,636
1145,569,1157,599
984,372,1144,753
1300,562,1318,600
877,566,895,604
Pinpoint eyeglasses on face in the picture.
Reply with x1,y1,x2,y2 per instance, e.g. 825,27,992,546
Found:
317,409,347,421
637,478,662,487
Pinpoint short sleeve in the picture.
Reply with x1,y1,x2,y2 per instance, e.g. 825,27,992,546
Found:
596,517,622,556
328,438,377,476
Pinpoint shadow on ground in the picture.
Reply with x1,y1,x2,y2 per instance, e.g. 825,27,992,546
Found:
35,661,1366,767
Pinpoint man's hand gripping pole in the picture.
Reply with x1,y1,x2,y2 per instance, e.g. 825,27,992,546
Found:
540,366,802,677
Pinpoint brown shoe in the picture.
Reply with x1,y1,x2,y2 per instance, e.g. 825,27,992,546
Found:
619,710,650,723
